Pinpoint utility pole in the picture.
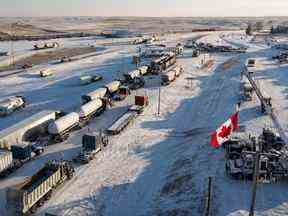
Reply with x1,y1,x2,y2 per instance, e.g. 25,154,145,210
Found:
158,84,161,115
249,151,260,216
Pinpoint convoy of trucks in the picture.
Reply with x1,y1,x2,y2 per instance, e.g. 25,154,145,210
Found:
161,65,183,85
0,45,183,215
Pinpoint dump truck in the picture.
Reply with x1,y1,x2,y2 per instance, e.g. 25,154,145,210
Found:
74,132,108,164
80,75,103,85
40,69,54,77
0,110,60,149
6,160,74,216
79,98,107,123
81,88,107,104
0,96,25,117
48,112,80,142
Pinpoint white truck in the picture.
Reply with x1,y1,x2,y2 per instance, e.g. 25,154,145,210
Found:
0,96,26,117
40,69,54,77
0,110,59,149
48,112,80,142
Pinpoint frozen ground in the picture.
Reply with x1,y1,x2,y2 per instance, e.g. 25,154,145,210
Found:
1,31,288,216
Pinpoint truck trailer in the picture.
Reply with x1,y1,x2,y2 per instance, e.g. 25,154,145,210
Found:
6,160,74,216
0,110,59,149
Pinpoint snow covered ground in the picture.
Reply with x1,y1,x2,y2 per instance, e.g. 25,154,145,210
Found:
1,31,288,216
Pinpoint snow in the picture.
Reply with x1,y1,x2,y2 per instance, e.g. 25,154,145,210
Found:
1,31,288,216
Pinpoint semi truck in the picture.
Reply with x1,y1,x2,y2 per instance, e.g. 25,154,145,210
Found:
6,160,74,216
74,132,108,164
79,98,107,123
48,112,80,142
81,88,107,104
0,110,60,149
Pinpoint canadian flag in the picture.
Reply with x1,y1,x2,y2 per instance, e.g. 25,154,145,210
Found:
210,112,239,148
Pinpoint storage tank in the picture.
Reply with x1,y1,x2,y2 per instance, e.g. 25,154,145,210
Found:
48,112,79,135
81,88,107,104
0,110,58,149
105,81,121,94
0,150,13,174
79,99,103,118
138,66,149,75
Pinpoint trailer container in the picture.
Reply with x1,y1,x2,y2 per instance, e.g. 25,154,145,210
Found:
105,81,121,94
0,150,13,174
48,112,79,142
6,160,74,216
0,110,58,149
79,99,106,121
107,111,138,135
81,88,107,104
0,96,25,117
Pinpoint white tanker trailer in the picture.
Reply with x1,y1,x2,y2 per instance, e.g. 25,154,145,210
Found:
79,99,107,123
105,81,121,95
81,88,107,104
48,112,80,142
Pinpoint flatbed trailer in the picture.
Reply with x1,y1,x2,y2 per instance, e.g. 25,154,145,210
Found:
107,111,138,135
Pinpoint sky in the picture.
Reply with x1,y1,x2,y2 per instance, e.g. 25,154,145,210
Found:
1,0,288,17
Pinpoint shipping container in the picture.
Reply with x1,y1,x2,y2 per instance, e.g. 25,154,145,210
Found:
0,110,58,149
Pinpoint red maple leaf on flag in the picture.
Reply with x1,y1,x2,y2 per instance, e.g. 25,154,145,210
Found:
218,125,232,138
